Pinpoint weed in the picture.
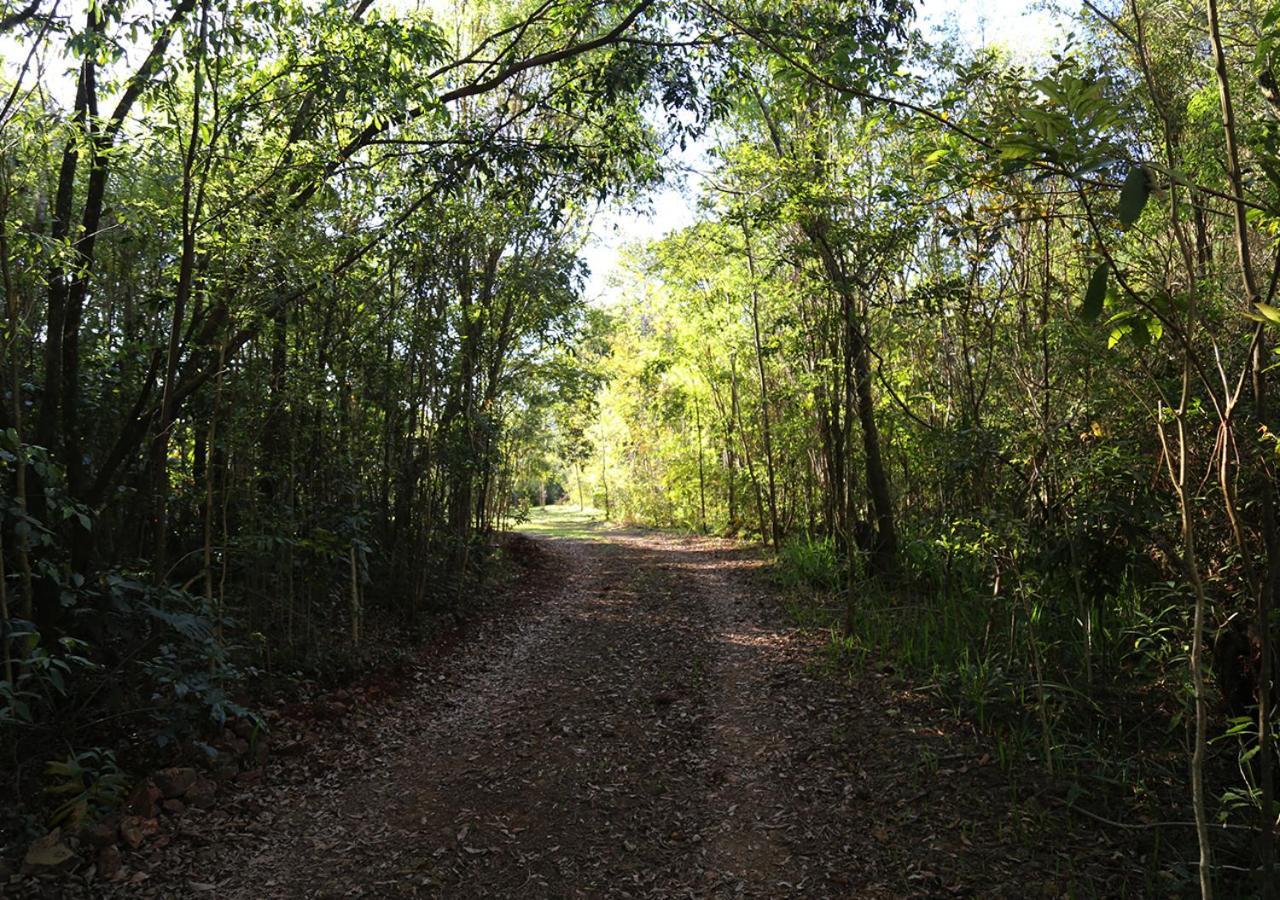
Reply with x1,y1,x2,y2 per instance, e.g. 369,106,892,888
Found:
44,748,128,829
774,536,840,593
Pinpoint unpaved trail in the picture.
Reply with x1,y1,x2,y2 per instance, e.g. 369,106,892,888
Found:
105,526,1134,898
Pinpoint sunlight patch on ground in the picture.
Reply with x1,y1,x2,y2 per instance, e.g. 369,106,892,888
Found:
513,505,609,540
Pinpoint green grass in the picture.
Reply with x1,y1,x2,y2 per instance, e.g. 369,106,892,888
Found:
775,535,840,593
511,504,608,540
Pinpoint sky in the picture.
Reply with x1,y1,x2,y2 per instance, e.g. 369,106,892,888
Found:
578,0,1071,306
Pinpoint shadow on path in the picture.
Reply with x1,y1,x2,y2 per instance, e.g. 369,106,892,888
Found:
105,525,1131,898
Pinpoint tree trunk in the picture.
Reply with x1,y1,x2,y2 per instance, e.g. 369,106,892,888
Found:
808,225,897,577
743,224,781,549
727,353,739,532
601,449,610,521
1206,0,1274,886
695,395,706,533
846,291,896,574
151,3,208,579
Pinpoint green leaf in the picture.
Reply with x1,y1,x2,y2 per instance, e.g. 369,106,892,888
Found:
1118,165,1150,227
1255,302,1280,326
1082,263,1108,321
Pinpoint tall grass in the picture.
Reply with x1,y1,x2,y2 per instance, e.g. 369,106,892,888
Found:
775,527,1196,785
775,535,840,593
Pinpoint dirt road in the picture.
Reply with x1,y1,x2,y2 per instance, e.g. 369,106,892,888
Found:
102,522,1130,898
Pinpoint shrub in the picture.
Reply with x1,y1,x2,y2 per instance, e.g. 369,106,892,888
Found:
775,536,840,593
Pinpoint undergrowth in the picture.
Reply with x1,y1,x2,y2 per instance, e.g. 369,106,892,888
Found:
771,531,1268,896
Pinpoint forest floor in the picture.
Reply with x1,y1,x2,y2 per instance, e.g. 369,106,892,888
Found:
59,509,1150,898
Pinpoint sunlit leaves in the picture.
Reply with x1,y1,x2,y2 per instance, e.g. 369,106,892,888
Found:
990,65,1125,178
1249,302,1280,327
1106,309,1161,349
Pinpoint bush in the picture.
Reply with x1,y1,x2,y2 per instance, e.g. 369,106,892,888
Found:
775,536,840,593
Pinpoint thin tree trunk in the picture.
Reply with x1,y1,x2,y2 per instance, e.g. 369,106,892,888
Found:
845,294,896,575
1159,401,1214,900
601,449,610,521
0,529,10,684
205,339,225,644
1206,0,1274,887
349,542,362,646
798,216,897,576
1,163,33,624
151,0,209,580
695,395,706,533
742,226,781,549
733,370,768,542
728,353,739,532
38,37,93,460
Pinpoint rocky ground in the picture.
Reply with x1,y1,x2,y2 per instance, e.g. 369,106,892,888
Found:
6,523,1151,898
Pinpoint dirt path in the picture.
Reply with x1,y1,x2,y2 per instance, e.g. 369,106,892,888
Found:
101,526,1132,898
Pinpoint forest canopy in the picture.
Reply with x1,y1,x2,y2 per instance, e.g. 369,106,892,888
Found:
1,0,1279,894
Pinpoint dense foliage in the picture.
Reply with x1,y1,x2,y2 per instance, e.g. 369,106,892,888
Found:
0,0,691,840
2,0,1278,893
564,0,1280,892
